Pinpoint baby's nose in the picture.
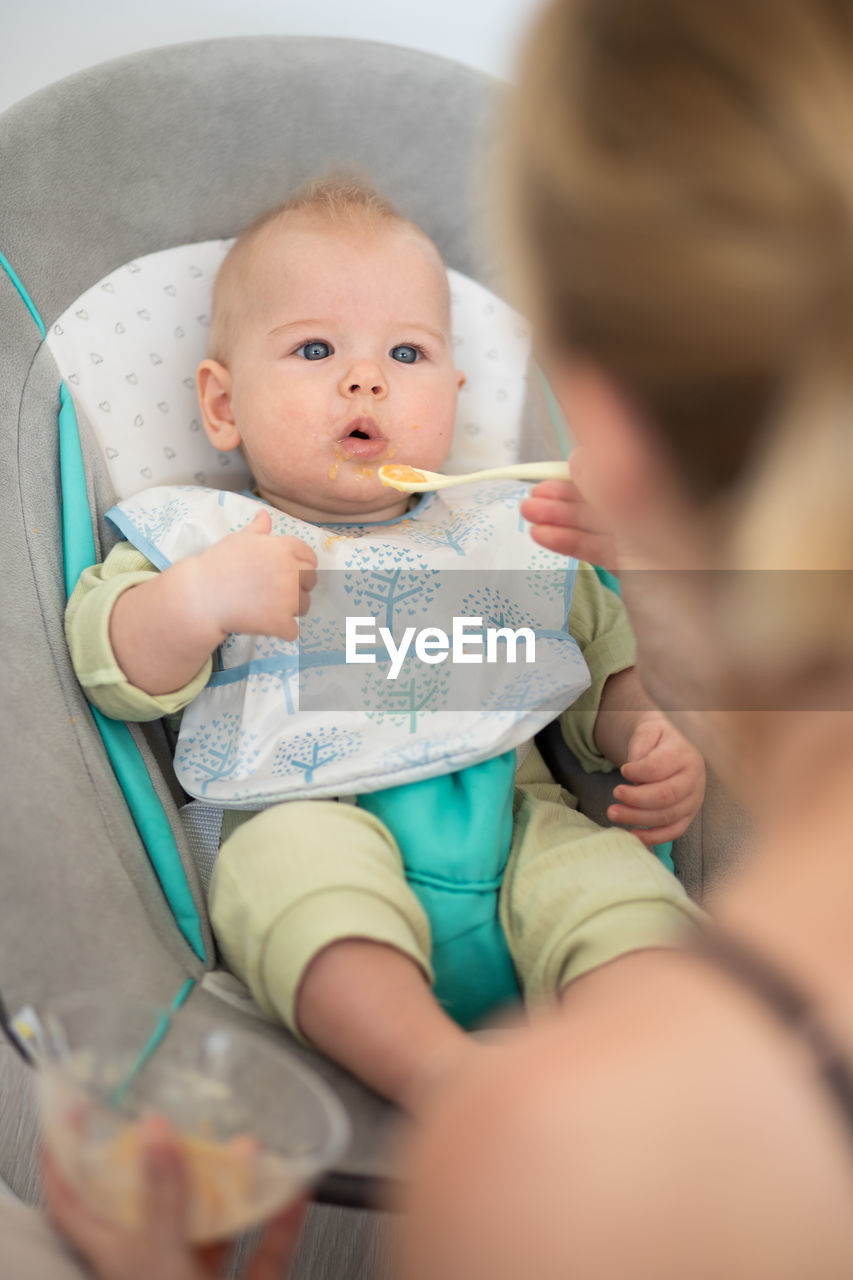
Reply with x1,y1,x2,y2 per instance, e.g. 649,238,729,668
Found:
341,360,388,397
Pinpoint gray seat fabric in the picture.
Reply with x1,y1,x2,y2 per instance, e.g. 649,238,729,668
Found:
0,34,556,1200
0,34,749,1202
179,801,225,896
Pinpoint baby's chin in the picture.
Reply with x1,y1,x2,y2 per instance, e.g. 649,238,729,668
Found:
329,482,413,522
272,478,411,525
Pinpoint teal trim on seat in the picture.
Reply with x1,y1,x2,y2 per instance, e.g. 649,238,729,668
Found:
58,384,97,596
593,565,620,596
0,246,209,964
58,386,208,962
0,248,47,340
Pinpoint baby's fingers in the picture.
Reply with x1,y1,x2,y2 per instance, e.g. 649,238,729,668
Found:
608,794,695,831
611,773,690,813
288,537,319,568
608,771,701,844
620,738,687,784
625,817,694,847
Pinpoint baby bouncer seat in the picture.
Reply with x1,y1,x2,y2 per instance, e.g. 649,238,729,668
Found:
0,33,747,1231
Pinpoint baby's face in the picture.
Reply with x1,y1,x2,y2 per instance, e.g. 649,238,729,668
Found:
201,217,464,522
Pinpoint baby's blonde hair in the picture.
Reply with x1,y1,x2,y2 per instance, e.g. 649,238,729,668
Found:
506,0,853,704
209,174,446,361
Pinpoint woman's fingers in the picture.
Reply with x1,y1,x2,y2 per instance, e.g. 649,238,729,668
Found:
523,482,611,529
520,468,619,570
43,1124,302,1280
42,1146,120,1271
528,522,618,567
245,1199,307,1280
522,496,611,539
139,1116,190,1251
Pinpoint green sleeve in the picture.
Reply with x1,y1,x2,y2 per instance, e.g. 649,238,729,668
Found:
64,542,212,722
561,564,636,774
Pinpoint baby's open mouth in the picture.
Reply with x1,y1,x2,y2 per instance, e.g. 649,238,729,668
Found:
337,416,389,461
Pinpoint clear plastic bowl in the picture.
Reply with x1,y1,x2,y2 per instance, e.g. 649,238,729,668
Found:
39,994,350,1243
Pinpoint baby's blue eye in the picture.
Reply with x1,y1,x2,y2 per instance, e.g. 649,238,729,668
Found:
298,341,332,360
391,344,420,364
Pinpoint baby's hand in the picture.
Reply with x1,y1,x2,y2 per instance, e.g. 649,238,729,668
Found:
192,509,318,642
607,710,706,846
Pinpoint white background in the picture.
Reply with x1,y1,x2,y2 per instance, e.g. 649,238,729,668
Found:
2,0,539,116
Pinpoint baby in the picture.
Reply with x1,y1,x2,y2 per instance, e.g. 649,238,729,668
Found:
66,177,705,1109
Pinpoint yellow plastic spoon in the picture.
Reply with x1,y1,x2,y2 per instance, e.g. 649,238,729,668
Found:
378,460,570,493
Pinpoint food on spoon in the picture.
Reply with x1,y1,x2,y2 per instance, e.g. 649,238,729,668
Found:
379,463,428,489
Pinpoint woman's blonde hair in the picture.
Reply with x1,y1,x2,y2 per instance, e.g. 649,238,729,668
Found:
507,0,853,701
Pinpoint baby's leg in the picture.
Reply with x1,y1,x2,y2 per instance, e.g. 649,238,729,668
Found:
499,785,705,1007
209,801,472,1110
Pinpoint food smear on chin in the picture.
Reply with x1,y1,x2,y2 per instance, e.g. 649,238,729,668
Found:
328,440,347,481
329,443,396,483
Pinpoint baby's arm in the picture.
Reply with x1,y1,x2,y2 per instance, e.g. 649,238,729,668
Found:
67,508,317,706
109,508,316,695
555,570,704,846
594,667,705,846
67,540,213,722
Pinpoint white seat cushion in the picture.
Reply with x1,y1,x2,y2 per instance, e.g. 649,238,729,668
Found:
46,241,532,501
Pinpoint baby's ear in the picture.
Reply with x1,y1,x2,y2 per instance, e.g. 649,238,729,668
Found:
456,369,467,390
197,359,242,451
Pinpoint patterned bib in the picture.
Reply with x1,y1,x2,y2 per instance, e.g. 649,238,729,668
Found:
108,481,591,807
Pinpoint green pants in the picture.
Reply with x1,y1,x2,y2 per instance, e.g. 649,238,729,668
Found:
209,780,702,1038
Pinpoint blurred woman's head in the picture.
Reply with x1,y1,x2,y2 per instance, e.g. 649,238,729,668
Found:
506,0,853,738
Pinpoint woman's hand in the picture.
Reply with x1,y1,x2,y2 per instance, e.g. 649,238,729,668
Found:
521,479,618,571
520,449,619,572
43,1115,305,1280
